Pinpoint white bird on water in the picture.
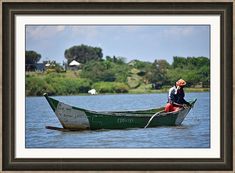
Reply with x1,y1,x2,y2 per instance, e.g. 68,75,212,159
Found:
88,89,97,95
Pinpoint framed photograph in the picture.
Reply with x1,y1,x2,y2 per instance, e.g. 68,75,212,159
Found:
2,1,233,171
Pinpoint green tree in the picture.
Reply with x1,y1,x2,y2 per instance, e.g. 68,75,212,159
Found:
130,59,152,69
25,50,41,71
172,56,187,69
80,60,116,82
173,56,209,70
144,59,170,84
197,65,210,87
106,56,126,64
64,44,103,64
167,56,210,87
105,55,112,61
80,59,131,83
155,59,170,71
185,56,209,70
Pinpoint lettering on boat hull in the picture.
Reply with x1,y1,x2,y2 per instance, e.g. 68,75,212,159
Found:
55,102,90,130
117,118,134,124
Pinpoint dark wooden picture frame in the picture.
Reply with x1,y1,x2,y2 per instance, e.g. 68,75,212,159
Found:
2,2,233,171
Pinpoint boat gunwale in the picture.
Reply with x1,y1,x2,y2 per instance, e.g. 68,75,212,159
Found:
70,99,196,118
44,93,197,118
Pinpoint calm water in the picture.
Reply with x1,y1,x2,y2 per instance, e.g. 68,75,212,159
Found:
26,92,210,148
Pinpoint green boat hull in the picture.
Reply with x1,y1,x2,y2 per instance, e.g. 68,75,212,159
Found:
44,93,197,130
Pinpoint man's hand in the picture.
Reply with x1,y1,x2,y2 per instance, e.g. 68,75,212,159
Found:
184,103,193,109
189,103,194,108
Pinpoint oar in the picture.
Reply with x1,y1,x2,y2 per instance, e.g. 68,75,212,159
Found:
144,111,161,128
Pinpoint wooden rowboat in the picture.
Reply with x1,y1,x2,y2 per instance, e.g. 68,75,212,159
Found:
44,93,197,131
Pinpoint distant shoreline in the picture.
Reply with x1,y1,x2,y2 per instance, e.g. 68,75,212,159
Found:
129,87,209,94
26,88,209,97
26,55,210,97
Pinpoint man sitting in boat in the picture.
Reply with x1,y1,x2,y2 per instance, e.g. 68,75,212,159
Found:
165,79,191,112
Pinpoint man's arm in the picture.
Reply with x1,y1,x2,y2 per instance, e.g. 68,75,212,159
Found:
181,90,191,106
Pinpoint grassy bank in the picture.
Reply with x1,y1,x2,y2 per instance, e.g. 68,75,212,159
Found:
26,71,209,96
26,71,129,96
128,84,209,94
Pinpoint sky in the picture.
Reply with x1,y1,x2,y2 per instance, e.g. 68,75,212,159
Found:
26,25,210,64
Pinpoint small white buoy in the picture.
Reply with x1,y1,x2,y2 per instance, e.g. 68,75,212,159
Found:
88,89,97,95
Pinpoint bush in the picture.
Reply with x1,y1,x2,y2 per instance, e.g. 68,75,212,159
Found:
92,82,129,93
49,78,92,95
113,82,129,93
26,76,49,96
26,74,92,96
80,60,130,83
92,82,114,93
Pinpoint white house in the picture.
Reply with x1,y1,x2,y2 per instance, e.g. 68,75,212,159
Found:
69,60,81,70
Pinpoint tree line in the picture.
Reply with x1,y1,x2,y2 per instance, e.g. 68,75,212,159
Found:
26,44,210,95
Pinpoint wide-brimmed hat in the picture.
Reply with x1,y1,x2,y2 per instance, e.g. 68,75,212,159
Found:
176,79,186,87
